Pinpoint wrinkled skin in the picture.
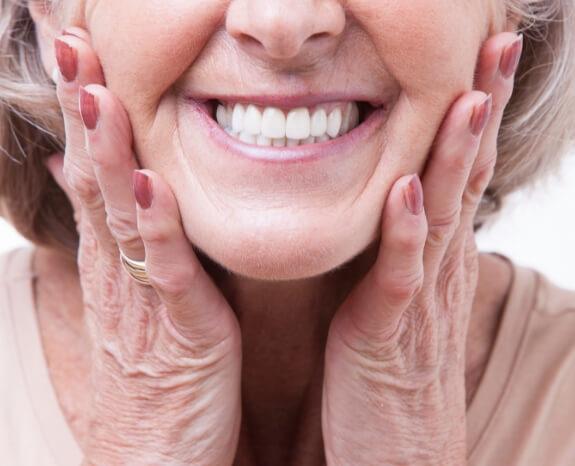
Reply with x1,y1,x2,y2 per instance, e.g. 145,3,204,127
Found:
35,0,513,280
29,0,521,464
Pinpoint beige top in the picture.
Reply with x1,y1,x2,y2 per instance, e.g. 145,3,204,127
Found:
1,246,574,466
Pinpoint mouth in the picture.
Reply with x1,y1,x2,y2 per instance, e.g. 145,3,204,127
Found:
205,99,380,147
184,94,387,163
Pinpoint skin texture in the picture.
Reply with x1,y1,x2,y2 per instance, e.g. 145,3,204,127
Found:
27,0,519,464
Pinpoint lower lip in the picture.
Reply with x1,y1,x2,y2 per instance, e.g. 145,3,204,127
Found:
186,100,387,165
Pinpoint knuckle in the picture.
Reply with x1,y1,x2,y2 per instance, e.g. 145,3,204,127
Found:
445,147,472,176
469,161,496,198
394,227,423,253
63,162,101,205
427,207,460,248
379,269,424,307
139,223,172,246
57,89,81,118
105,209,140,247
150,268,198,305
492,88,513,114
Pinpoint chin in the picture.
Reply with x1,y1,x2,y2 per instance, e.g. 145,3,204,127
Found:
186,219,377,281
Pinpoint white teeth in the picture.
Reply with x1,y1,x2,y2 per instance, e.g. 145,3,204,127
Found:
244,105,262,135
285,107,311,140
310,108,327,137
218,101,361,146
216,105,229,128
256,134,272,146
232,104,245,133
225,127,238,137
326,108,342,138
272,137,287,147
340,103,359,136
287,138,300,147
238,131,256,144
261,107,286,139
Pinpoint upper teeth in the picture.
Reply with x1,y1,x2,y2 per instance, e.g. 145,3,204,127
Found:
216,102,360,147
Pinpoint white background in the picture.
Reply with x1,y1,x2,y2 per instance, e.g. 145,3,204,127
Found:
1,153,574,289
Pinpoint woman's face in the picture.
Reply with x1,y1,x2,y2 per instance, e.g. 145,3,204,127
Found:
51,0,503,280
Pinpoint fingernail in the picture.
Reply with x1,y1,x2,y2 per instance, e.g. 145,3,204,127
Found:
54,38,77,82
79,87,99,130
499,34,523,79
403,174,423,216
133,171,153,210
469,94,492,137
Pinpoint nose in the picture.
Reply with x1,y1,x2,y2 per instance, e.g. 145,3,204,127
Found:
226,0,345,62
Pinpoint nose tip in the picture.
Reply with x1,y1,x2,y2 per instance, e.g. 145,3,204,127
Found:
226,0,345,61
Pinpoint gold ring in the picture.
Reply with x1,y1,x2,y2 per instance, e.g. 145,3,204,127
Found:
120,250,151,286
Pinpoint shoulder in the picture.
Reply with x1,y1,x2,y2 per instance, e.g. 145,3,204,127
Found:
531,267,575,317
468,259,575,465
0,246,35,286
510,260,575,357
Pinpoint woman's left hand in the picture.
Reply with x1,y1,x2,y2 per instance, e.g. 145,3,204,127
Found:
322,32,523,465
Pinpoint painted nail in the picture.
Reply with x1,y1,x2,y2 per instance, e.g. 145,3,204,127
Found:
469,94,492,137
79,87,99,130
499,34,523,79
54,38,77,82
403,174,423,216
133,171,153,210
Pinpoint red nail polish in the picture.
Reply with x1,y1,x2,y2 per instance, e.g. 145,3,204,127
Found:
79,87,99,130
469,94,492,137
404,174,423,215
54,38,77,82
499,34,523,79
133,171,153,210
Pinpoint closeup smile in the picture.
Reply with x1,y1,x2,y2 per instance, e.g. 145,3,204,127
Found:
184,95,388,163
214,101,371,147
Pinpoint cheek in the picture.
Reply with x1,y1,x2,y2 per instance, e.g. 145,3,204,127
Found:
353,0,483,99
87,0,227,131
349,0,485,175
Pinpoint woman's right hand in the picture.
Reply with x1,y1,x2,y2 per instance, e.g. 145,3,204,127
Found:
46,28,242,466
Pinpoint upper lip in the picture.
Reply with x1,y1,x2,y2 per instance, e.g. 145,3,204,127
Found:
186,92,388,109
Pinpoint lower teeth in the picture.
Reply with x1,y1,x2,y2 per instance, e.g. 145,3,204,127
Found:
224,129,336,147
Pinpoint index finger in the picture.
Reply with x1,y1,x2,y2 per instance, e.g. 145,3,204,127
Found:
53,30,115,253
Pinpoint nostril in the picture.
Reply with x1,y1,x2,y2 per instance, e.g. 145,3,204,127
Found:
237,33,264,50
309,32,330,42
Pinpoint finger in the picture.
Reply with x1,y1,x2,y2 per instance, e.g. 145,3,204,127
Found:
419,91,492,291
461,32,523,229
80,84,144,261
54,32,115,254
338,173,427,340
133,170,239,349
44,152,80,214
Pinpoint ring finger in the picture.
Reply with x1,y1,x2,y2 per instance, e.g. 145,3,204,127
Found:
419,91,492,294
